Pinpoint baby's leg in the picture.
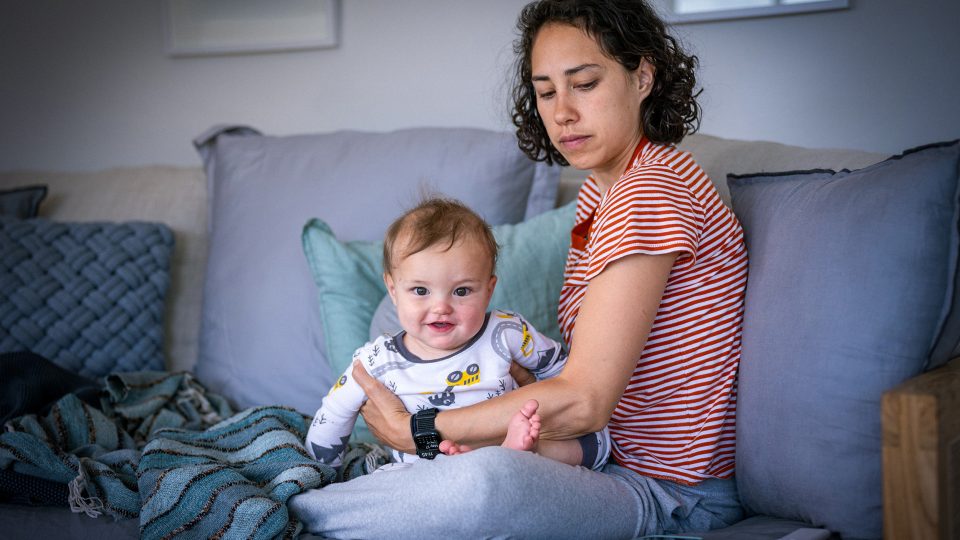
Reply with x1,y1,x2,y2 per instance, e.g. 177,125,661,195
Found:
535,439,584,467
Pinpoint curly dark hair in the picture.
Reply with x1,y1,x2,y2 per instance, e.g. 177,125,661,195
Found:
511,0,701,165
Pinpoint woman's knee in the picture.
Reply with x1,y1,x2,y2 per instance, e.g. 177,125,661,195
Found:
429,447,536,517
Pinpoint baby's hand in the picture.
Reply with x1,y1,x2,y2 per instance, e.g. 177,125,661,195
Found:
439,439,474,456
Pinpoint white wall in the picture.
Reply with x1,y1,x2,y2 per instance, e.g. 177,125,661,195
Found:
1,0,957,172
681,0,960,154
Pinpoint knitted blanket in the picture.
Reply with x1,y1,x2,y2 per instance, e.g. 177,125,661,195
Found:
0,370,346,539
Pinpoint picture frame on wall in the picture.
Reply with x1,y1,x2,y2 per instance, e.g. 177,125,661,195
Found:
652,0,848,24
163,0,339,57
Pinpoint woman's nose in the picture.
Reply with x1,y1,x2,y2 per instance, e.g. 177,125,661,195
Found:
553,91,578,125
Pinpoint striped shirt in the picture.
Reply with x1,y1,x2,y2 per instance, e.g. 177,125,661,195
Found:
558,138,748,485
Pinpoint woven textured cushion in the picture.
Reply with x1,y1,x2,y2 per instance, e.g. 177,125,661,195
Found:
0,218,174,377
728,140,960,538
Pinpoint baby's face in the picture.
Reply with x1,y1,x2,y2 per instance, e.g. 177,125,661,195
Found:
384,237,496,360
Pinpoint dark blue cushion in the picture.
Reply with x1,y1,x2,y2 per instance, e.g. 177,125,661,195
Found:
728,140,960,539
0,185,46,219
0,218,174,377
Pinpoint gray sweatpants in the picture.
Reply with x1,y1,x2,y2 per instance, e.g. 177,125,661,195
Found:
289,446,743,539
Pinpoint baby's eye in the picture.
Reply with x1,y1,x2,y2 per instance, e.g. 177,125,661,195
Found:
413,287,428,296
453,287,471,297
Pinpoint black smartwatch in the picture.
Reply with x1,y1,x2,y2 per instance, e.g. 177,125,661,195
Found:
410,408,441,459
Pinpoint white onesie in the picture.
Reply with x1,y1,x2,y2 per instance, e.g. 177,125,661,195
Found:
305,310,610,470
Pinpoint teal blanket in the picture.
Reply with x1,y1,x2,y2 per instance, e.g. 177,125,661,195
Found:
0,371,341,539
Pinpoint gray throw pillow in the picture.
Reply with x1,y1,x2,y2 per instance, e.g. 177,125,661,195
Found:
728,140,960,539
192,125,560,415
0,218,174,377
0,185,46,219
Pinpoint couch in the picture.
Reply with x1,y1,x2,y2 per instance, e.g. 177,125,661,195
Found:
1,127,957,540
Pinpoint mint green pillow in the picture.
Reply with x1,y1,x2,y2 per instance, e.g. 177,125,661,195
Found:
301,201,576,417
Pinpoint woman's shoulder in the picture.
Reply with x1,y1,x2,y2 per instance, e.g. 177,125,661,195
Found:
604,142,704,201
627,141,702,183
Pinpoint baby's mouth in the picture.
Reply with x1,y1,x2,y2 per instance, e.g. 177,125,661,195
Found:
429,322,453,330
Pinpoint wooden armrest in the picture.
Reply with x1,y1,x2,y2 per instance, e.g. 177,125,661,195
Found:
882,356,960,540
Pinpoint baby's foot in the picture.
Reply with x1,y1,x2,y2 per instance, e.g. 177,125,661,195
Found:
502,399,540,452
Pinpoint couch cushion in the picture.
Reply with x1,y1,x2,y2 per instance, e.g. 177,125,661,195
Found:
728,140,960,538
0,218,174,377
193,126,560,414
0,185,47,219
680,133,886,206
693,515,832,540
0,504,138,540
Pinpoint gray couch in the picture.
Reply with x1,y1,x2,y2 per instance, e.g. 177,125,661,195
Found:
1,128,957,539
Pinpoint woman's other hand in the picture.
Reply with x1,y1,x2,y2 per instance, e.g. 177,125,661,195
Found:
510,361,537,387
353,360,415,453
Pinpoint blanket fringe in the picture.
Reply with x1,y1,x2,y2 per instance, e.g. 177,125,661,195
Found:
68,472,104,518
177,384,222,424
364,445,390,473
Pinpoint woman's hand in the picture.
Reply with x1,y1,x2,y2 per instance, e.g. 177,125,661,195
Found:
353,360,415,453
510,361,536,387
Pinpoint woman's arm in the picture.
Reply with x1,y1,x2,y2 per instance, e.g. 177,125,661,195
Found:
354,252,678,453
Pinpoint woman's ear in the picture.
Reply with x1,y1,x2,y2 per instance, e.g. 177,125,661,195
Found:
637,58,655,100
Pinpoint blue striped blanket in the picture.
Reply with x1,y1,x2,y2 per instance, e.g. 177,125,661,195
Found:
0,371,349,539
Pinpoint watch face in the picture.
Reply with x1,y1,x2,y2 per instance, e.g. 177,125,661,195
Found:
414,434,440,459
412,408,441,459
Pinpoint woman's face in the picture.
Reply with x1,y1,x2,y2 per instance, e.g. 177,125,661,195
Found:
530,23,653,188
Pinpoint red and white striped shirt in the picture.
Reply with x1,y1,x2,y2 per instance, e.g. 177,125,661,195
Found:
558,138,748,485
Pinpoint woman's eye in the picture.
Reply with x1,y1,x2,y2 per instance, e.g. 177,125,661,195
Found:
575,80,598,91
537,90,555,100
413,287,428,296
454,287,470,297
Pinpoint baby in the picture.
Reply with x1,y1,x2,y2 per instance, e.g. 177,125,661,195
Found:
305,197,609,470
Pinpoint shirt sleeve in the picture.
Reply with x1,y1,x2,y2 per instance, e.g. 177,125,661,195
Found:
502,312,568,380
304,345,370,467
584,165,703,281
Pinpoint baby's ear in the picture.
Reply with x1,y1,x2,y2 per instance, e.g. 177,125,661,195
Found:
488,274,498,292
383,272,398,305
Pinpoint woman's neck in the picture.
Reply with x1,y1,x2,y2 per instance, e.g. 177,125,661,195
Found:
591,134,646,193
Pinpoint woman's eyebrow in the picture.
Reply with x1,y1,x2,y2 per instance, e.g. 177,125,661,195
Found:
532,63,602,82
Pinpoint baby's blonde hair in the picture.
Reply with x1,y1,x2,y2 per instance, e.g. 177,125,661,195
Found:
383,197,498,274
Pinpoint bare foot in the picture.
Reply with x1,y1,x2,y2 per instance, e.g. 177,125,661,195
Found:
501,399,540,452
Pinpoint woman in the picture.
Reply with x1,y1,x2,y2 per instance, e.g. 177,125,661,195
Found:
291,1,747,537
